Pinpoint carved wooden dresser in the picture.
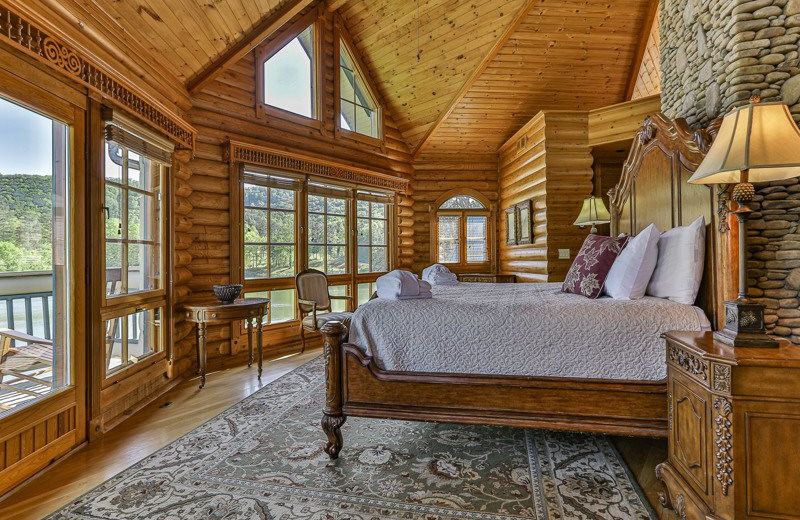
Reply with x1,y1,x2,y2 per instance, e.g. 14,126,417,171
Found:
456,273,516,283
658,331,800,520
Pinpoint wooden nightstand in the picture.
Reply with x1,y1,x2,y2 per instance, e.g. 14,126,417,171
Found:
456,273,516,283
657,331,800,520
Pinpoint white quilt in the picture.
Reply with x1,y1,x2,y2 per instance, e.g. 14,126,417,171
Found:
348,282,708,381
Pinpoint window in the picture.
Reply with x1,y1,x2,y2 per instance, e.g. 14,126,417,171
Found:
102,118,171,377
244,289,296,325
433,193,491,268
261,24,316,119
356,195,388,273
243,172,298,280
338,39,381,139
237,171,395,333
357,282,377,307
308,185,348,275
0,95,71,414
104,144,164,296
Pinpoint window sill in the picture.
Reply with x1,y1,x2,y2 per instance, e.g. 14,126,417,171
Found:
257,104,323,132
102,352,167,389
335,125,383,149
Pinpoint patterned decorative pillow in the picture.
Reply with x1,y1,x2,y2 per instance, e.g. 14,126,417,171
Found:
562,234,629,298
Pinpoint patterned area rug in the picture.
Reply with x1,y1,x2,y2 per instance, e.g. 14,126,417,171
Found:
49,357,655,519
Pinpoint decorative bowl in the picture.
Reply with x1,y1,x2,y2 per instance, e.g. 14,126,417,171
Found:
213,284,243,304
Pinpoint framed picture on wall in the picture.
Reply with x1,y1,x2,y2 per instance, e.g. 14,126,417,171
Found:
516,200,533,245
505,207,517,245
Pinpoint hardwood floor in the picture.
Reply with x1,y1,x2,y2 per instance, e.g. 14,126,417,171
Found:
0,348,671,519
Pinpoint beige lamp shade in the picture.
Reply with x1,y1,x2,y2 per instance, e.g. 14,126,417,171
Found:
573,196,611,226
688,101,800,185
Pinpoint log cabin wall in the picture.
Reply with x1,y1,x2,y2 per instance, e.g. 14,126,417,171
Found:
182,4,415,372
411,153,499,274
587,95,661,148
498,111,594,282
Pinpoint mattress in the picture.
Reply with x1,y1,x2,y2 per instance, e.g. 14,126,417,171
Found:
348,282,709,381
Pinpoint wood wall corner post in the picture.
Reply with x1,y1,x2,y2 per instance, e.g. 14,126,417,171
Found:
321,320,347,459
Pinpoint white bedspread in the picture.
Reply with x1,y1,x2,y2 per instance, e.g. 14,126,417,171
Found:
348,282,708,381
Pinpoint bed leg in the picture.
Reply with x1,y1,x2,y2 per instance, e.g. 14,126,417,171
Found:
321,321,347,459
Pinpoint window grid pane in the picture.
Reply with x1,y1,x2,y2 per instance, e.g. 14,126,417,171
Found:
245,290,296,325
263,25,315,119
105,307,163,377
244,182,297,280
466,215,488,263
356,200,388,274
104,146,164,297
307,194,348,275
438,215,460,264
339,39,379,138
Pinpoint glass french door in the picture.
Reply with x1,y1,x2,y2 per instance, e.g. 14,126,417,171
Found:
0,75,86,495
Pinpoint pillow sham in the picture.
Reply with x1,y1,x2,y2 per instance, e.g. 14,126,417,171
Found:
604,223,661,300
562,234,629,299
646,216,706,305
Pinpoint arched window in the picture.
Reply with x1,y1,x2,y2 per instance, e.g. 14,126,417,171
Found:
431,191,492,268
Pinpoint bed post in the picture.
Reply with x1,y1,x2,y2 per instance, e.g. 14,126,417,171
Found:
321,320,347,459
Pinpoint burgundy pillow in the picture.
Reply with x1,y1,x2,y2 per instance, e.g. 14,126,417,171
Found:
562,234,629,298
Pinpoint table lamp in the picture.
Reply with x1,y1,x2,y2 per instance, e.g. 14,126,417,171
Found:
573,195,611,234
688,95,800,347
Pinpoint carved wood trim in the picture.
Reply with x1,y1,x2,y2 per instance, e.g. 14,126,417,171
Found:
225,139,410,194
668,344,709,384
609,114,719,216
0,4,195,149
712,362,732,394
713,396,733,496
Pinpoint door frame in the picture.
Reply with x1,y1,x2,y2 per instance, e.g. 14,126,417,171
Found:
0,56,88,497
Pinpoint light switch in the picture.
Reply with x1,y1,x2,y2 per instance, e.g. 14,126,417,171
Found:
558,249,570,259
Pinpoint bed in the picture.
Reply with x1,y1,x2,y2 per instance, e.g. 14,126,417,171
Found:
319,114,724,459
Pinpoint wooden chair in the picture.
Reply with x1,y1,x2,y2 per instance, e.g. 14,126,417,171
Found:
295,269,353,353
0,329,54,397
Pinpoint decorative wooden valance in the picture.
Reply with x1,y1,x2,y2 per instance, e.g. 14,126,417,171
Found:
0,5,195,149
225,139,410,194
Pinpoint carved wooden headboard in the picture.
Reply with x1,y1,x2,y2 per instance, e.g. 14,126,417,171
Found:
609,113,723,328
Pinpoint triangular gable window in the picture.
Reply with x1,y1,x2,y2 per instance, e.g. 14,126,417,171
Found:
262,24,316,119
339,39,381,139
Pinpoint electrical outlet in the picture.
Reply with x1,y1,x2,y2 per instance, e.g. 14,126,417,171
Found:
558,249,570,259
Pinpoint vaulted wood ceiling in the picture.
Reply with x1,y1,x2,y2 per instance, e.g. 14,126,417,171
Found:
419,0,653,155
337,0,529,152
57,0,652,154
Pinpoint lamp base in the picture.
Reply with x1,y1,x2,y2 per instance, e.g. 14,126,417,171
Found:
714,300,778,348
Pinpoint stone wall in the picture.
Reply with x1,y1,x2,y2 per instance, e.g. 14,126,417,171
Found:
661,0,800,127
661,0,800,341
747,179,800,342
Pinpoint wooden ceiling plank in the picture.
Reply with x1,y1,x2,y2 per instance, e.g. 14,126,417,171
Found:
137,0,210,76
327,0,350,12
187,0,318,94
412,0,538,156
49,0,194,90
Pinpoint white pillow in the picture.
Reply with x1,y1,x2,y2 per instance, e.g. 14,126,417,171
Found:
646,216,706,304
604,223,661,300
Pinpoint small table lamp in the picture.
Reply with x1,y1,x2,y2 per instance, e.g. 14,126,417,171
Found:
688,96,800,347
573,195,611,234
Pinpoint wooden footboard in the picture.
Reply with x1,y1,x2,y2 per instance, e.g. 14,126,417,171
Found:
320,322,667,459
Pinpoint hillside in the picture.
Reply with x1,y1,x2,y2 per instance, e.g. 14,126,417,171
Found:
0,174,53,271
